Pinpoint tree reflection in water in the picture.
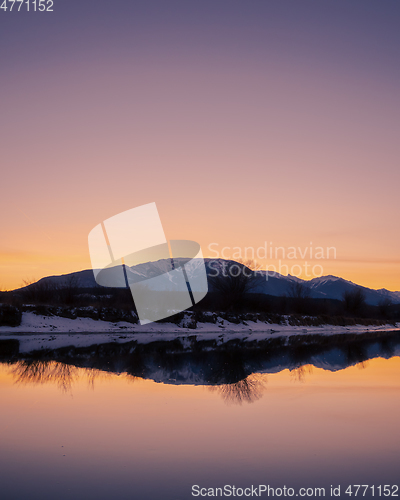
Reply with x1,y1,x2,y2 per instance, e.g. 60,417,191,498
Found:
8,358,267,404
10,360,108,393
290,364,314,382
4,329,399,401
209,374,266,405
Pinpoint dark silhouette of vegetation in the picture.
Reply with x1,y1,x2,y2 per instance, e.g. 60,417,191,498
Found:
343,288,366,314
288,282,311,299
287,281,311,314
0,304,22,326
209,259,265,311
378,298,392,319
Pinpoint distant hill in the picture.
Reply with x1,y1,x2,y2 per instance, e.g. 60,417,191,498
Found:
14,258,400,306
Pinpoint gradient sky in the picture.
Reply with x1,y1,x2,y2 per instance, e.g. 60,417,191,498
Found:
1,0,399,290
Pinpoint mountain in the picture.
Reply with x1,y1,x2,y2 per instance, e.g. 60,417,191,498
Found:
307,275,400,305
14,258,400,306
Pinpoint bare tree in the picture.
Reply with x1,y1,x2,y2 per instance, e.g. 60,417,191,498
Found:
288,281,311,299
209,258,265,310
21,277,58,304
62,274,79,306
378,297,392,319
287,281,312,314
343,288,366,314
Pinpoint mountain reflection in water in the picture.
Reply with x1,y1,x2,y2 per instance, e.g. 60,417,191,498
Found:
1,330,399,404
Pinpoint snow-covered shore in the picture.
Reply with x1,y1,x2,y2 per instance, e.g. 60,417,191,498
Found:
0,312,399,353
0,311,399,335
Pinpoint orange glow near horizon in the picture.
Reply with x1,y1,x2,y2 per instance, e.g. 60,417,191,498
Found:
2,356,399,389
1,247,400,292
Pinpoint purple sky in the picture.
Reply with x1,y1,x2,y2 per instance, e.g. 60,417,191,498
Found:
1,0,399,290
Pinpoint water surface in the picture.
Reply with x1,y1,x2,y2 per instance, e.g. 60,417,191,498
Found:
0,333,399,499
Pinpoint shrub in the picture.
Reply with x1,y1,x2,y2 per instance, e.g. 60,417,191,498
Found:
0,304,22,327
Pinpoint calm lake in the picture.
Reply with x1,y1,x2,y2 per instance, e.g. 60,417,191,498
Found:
0,333,399,500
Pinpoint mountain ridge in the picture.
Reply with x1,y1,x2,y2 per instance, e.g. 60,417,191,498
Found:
13,258,400,306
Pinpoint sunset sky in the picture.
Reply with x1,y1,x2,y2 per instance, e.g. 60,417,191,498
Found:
1,0,399,291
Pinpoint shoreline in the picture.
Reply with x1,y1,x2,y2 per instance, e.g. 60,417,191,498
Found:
1,330,399,382
0,311,399,353
0,311,398,334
